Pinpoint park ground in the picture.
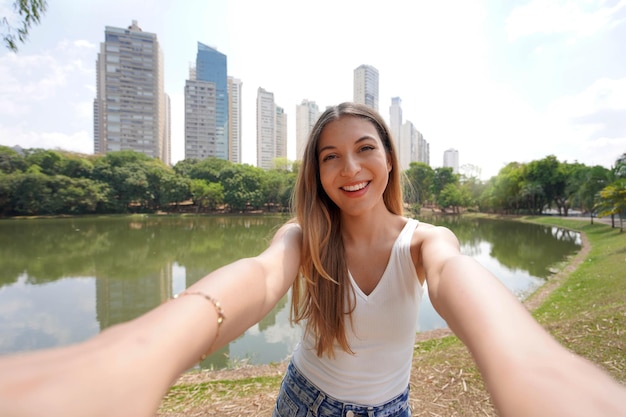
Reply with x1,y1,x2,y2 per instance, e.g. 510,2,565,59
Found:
156,215,625,416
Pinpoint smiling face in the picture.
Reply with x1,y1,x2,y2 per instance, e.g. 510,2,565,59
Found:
317,116,392,217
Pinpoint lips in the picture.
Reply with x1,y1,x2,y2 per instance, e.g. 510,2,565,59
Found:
341,181,369,192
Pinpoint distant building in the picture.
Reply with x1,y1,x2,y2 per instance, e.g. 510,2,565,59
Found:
295,99,320,160
418,131,429,166
94,20,170,164
389,97,402,146
228,77,242,163
353,64,379,111
184,42,228,160
443,148,459,174
275,105,288,162
257,87,276,170
390,97,430,171
184,73,217,160
399,121,419,171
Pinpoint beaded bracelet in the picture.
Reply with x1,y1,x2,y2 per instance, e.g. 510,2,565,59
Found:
174,290,225,361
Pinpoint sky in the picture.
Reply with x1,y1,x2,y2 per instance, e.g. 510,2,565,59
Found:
0,0,625,180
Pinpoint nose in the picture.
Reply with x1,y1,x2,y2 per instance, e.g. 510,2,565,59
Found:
340,154,360,177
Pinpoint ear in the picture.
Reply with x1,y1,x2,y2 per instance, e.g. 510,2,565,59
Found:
387,153,392,173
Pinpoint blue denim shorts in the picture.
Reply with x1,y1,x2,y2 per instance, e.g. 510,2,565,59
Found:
273,361,411,417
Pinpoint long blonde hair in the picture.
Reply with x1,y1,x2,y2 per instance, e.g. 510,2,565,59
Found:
291,102,403,357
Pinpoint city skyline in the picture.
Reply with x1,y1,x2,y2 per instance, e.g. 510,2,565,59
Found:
0,0,624,179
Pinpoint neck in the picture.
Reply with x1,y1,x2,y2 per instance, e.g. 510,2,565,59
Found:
340,207,402,245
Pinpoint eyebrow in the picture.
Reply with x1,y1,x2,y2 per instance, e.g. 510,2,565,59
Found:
318,135,378,154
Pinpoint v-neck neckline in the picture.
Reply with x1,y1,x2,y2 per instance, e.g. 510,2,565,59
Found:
347,219,412,299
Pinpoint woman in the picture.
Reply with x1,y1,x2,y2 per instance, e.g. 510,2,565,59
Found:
0,103,624,417
274,102,424,416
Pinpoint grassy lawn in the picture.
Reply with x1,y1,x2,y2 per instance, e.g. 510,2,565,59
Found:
157,216,626,416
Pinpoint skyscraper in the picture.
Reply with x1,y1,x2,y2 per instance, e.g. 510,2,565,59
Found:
94,20,170,164
228,76,242,164
418,131,430,166
295,99,320,160
399,121,418,171
443,149,459,174
184,67,217,160
389,97,402,146
257,87,276,170
275,106,287,161
190,42,228,160
353,64,379,111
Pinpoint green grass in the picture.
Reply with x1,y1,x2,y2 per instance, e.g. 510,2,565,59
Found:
521,216,626,380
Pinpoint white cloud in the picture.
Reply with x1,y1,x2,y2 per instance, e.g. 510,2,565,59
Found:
0,124,93,154
506,0,626,40
548,77,626,117
542,77,626,167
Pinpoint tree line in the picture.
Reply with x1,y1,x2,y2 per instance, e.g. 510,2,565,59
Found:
1,146,624,226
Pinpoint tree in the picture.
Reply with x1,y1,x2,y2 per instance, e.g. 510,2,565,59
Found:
525,155,564,214
615,153,626,179
573,165,611,223
596,179,626,232
437,183,470,213
404,162,433,206
431,167,457,207
1,0,47,51
0,145,26,173
481,162,523,214
190,179,223,212
222,164,264,212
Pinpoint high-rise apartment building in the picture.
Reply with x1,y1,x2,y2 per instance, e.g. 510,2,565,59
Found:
257,87,276,170
295,99,320,160
418,131,429,166
256,88,287,170
390,97,429,171
389,97,402,146
275,106,287,161
353,64,379,111
184,69,216,160
94,20,170,164
228,77,242,163
399,121,418,171
184,42,228,160
443,148,459,174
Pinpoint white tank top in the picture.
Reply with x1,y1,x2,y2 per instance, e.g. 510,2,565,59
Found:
292,218,424,405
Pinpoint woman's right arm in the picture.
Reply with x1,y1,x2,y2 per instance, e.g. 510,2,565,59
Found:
0,221,302,417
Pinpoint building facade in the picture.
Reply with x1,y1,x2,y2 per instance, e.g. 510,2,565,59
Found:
275,106,287,162
295,99,320,160
94,20,170,164
389,97,402,146
353,64,379,111
399,121,418,171
228,76,242,163
443,148,459,174
256,87,276,170
184,73,217,160
185,42,228,160
418,131,430,166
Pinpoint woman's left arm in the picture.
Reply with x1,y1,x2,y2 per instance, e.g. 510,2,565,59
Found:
417,225,626,417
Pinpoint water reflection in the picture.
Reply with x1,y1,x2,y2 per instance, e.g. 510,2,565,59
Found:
0,215,580,369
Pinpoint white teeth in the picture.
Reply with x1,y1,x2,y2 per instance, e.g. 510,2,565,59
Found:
342,182,368,192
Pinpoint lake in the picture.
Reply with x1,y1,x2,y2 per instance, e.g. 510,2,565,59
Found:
0,214,581,370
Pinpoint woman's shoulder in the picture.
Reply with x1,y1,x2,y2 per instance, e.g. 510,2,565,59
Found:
408,219,459,248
